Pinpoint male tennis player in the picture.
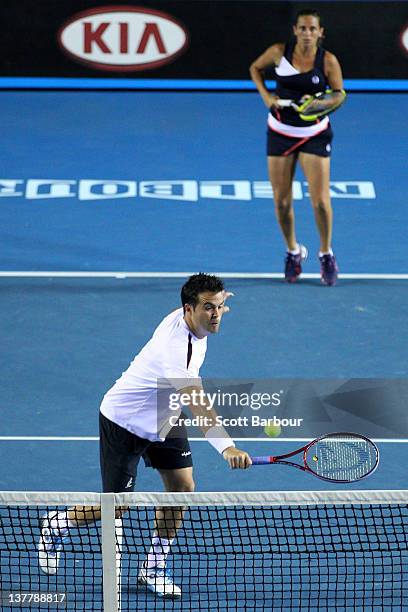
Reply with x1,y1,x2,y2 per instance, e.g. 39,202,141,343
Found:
39,273,251,598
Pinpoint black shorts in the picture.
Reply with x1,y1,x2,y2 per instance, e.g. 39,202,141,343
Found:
267,124,333,157
99,412,193,493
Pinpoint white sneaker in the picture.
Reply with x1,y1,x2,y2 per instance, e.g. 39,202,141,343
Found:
299,243,308,261
138,563,181,599
38,513,67,575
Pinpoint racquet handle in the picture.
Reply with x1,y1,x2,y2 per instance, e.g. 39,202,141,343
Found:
251,456,273,465
276,99,294,108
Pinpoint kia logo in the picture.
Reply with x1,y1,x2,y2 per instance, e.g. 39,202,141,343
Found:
401,24,408,56
58,6,189,71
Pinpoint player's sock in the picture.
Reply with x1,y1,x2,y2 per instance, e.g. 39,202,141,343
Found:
319,248,334,257
146,535,174,568
288,244,301,255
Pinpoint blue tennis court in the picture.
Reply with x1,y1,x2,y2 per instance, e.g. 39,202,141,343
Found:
0,90,407,489
0,90,407,611
1,92,407,273
1,275,408,492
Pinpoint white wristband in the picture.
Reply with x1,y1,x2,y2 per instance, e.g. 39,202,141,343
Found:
205,425,235,454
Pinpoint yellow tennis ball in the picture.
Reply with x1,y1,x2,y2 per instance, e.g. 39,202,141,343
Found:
264,423,282,438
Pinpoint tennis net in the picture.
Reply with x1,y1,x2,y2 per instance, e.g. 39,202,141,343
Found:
0,490,407,611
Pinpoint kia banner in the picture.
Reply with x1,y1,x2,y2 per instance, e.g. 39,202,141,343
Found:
0,1,407,80
58,6,189,72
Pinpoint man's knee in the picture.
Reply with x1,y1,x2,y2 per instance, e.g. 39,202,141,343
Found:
160,467,195,493
115,505,129,519
171,478,195,493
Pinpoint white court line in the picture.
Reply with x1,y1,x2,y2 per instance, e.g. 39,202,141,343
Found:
0,437,406,443
0,271,408,280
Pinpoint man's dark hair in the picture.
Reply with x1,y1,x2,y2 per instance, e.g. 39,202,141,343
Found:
181,273,225,309
294,8,322,25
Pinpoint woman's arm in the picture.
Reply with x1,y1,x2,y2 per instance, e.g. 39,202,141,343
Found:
325,51,345,99
249,43,284,109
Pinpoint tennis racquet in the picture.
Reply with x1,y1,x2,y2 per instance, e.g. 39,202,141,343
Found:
277,89,346,121
251,432,379,482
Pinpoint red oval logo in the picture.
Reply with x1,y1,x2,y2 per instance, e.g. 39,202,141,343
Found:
58,5,189,72
400,23,408,56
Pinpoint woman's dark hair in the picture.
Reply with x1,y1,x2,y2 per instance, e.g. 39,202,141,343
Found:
181,273,225,309
294,9,322,25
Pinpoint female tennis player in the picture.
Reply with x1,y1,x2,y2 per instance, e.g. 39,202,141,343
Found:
250,9,345,286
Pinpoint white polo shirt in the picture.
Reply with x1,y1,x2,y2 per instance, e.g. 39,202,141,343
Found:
100,308,207,441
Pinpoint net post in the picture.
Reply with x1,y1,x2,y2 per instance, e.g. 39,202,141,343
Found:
115,517,123,610
101,493,119,612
